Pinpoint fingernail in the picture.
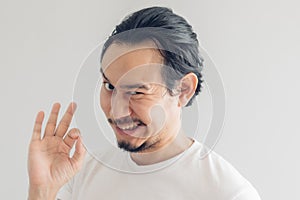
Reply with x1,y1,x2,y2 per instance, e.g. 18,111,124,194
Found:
70,131,78,138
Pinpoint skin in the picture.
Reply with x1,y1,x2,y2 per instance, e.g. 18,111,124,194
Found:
101,43,179,152
28,103,86,200
27,40,198,199
101,41,198,165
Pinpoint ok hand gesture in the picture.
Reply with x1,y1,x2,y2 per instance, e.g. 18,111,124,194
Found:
28,102,86,199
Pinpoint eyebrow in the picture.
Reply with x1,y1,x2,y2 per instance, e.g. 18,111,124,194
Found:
101,69,111,82
100,68,109,81
120,83,150,90
101,70,150,90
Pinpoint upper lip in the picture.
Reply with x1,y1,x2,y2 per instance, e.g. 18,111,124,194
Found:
108,117,144,127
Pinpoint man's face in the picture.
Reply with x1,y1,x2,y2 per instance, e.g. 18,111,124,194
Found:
100,41,181,153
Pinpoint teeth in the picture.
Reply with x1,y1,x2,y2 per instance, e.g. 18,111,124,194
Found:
117,123,139,130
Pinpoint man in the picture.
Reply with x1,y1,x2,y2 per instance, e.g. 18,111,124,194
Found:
28,7,261,200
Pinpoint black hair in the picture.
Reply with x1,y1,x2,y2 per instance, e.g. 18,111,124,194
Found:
101,6,204,106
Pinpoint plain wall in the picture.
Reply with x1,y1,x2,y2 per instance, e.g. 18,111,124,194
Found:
0,0,299,199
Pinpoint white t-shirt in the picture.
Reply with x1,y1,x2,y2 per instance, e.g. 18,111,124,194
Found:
57,140,261,200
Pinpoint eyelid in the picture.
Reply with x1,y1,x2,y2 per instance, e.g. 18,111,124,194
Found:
126,91,144,95
102,81,145,95
103,81,115,91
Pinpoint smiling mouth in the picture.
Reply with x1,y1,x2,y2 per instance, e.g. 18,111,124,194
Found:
108,117,146,136
109,118,144,128
117,122,141,131
116,124,141,136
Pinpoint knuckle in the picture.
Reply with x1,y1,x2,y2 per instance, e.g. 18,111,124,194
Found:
59,120,69,129
47,121,56,126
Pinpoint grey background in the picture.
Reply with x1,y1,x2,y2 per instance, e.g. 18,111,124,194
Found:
1,0,299,199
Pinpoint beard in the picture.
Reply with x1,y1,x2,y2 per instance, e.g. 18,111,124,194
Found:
117,140,148,153
117,137,160,153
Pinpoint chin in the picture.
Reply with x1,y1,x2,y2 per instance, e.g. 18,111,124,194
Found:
117,140,148,153
117,135,161,153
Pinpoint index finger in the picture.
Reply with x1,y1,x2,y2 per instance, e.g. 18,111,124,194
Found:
54,102,77,138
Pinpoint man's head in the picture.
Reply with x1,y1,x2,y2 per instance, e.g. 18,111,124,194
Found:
100,7,203,153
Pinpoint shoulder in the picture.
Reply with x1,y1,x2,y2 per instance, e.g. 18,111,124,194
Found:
186,141,250,183
182,140,261,199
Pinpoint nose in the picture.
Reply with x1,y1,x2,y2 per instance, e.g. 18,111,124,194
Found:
110,91,132,120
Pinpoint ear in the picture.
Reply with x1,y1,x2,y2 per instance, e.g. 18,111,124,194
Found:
177,73,198,107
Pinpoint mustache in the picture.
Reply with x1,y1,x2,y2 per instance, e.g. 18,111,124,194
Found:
108,116,146,126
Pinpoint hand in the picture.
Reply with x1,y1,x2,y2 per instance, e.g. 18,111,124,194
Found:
28,102,86,195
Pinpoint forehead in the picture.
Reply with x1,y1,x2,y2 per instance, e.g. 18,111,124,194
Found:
101,41,165,86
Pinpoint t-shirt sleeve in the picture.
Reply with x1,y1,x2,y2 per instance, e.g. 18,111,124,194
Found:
231,186,261,200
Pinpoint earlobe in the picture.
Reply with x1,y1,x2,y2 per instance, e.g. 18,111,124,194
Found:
178,73,198,107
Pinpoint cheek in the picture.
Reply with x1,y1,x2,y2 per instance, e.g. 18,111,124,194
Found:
100,87,111,114
165,99,180,119
130,99,165,127
129,99,153,123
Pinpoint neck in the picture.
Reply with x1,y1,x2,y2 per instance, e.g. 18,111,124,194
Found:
130,129,194,166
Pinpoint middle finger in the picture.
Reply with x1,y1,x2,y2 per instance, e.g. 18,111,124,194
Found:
44,103,61,137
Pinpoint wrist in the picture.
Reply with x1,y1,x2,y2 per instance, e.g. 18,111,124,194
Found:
28,185,59,200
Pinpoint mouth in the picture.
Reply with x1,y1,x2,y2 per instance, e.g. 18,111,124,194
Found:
108,117,147,137
115,122,144,136
117,121,141,130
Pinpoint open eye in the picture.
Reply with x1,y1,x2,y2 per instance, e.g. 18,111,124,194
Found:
103,82,114,91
